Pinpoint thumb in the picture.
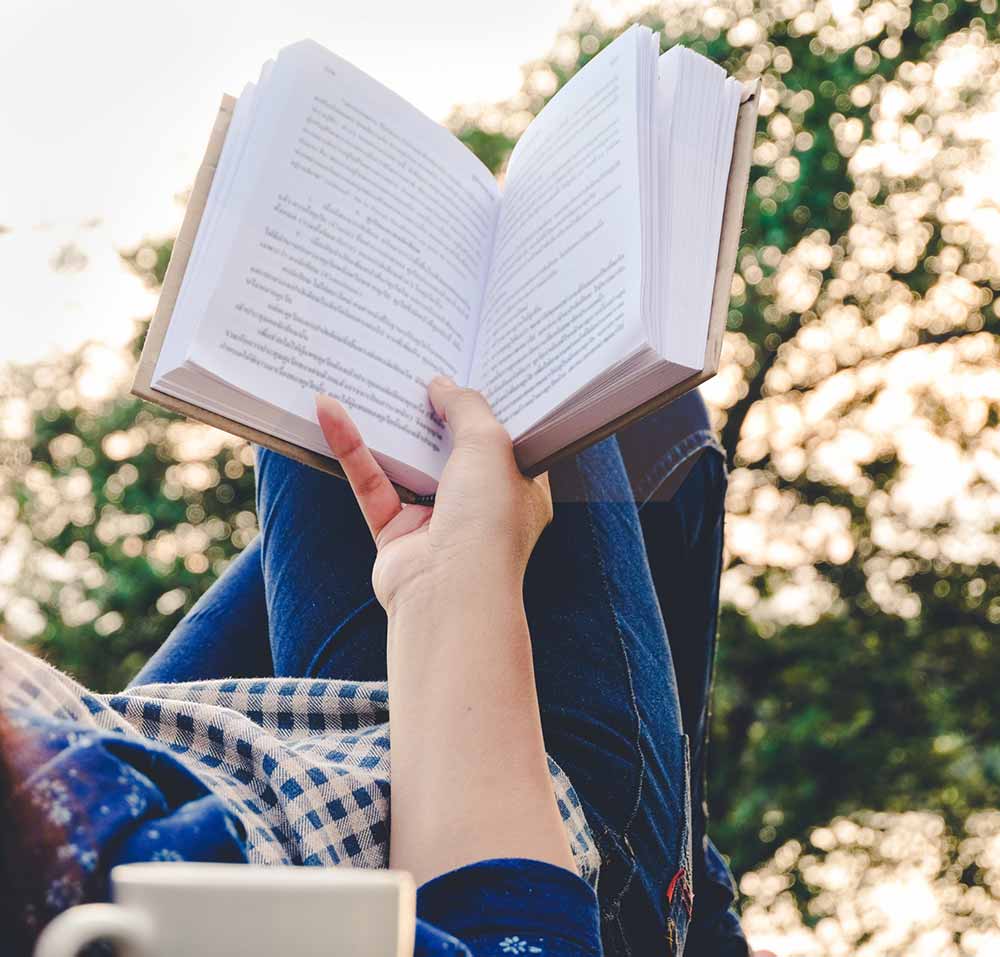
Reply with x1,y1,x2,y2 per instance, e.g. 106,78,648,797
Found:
428,376,510,450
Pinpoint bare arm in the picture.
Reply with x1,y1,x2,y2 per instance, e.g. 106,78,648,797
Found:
316,377,574,886
385,570,573,883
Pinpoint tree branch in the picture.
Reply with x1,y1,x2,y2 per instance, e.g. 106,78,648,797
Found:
720,317,996,471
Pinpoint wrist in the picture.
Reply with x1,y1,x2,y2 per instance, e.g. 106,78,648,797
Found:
382,551,526,619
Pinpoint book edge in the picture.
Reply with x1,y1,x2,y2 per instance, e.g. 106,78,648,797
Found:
132,93,236,401
129,93,425,504
702,77,761,376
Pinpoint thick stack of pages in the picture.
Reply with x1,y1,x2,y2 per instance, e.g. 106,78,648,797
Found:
137,25,757,496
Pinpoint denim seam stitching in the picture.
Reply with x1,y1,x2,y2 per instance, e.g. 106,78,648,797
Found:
304,593,380,678
634,430,724,508
578,457,644,954
695,472,727,922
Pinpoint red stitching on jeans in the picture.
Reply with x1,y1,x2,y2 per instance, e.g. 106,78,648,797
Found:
667,866,694,918
666,867,685,903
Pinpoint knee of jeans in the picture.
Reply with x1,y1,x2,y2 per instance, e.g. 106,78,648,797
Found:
549,437,632,505
701,445,728,499
671,448,727,540
254,444,305,487
252,443,276,472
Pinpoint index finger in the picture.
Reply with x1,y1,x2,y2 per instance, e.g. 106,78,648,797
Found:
315,394,402,540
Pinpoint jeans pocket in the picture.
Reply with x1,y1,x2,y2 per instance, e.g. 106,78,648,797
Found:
593,824,638,957
595,823,638,919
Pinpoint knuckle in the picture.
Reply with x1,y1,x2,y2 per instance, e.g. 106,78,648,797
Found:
449,387,476,405
334,432,364,461
451,389,490,418
355,469,383,498
461,420,511,449
446,389,512,450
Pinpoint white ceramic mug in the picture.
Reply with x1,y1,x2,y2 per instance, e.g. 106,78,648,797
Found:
33,862,416,957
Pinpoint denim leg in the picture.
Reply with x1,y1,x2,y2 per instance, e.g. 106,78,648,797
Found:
132,446,386,688
526,439,692,957
133,444,388,688
616,390,721,508
128,538,273,686
252,436,703,953
640,452,724,857
137,433,726,956
617,391,749,955
638,452,748,955
253,447,387,680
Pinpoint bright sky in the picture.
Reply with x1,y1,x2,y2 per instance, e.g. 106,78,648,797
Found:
0,0,576,365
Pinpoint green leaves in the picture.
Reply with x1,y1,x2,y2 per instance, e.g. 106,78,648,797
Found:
2,316,258,691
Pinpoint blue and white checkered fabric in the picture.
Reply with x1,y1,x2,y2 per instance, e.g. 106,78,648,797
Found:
0,639,600,885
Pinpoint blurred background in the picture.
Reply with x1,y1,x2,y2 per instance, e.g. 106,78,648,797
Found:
2,0,999,953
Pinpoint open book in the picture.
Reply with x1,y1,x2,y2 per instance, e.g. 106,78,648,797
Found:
134,26,759,498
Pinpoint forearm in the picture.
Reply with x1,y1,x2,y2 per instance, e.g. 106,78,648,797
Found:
313,381,573,886
386,565,575,886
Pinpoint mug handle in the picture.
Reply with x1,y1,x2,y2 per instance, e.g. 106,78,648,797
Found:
34,903,155,957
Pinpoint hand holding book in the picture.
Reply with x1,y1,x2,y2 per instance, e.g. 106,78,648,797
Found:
316,376,552,613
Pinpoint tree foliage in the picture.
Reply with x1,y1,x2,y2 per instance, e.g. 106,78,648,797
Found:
0,311,258,690
449,0,1000,873
2,1,999,951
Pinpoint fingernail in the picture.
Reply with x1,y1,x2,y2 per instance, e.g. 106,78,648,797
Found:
315,394,343,413
432,375,456,387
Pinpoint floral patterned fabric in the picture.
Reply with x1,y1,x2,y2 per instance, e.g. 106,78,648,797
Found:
5,709,248,938
1,638,602,954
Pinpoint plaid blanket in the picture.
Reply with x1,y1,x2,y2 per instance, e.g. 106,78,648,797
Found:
0,639,599,885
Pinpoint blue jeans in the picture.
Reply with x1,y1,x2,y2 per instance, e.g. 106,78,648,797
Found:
132,393,748,957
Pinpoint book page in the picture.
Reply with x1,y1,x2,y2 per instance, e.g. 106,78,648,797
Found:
155,77,263,381
656,46,742,369
187,40,500,477
467,27,646,439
